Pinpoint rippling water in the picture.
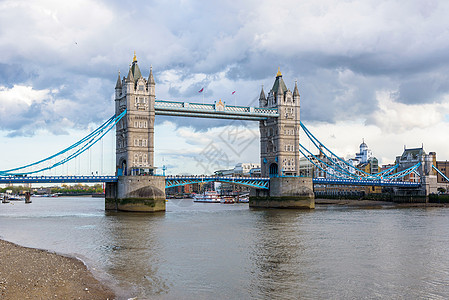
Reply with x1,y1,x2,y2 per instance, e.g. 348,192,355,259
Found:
1,197,449,299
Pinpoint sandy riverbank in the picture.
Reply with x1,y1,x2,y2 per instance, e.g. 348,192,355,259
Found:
315,198,449,208
0,239,115,300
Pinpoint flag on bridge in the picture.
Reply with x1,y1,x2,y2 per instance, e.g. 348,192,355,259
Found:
198,88,204,93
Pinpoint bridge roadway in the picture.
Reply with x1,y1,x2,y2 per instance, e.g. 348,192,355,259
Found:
0,175,421,188
313,178,421,188
0,175,118,184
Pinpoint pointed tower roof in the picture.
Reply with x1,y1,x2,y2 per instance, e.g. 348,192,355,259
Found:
131,64,142,83
115,71,122,89
126,67,134,82
276,78,284,95
259,85,266,100
272,67,287,95
125,51,142,84
293,80,299,97
148,66,155,85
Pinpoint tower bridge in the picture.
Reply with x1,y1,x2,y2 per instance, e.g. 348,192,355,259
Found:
105,55,316,211
1,54,444,211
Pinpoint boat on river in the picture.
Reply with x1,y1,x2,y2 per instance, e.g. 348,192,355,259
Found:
193,191,220,203
220,196,235,204
237,196,249,203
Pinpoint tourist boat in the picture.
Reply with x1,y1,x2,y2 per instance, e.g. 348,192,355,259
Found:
193,191,220,203
220,196,235,204
237,196,249,203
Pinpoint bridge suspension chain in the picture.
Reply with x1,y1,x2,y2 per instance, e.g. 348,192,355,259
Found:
298,121,418,182
0,110,126,176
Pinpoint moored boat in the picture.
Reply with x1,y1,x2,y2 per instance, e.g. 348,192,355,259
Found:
193,191,220,203
237,196,249,203
220,196,235,204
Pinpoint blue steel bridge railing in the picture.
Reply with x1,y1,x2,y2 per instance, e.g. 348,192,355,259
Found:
0,175,118,184
312,178,420,187
165,176,270,189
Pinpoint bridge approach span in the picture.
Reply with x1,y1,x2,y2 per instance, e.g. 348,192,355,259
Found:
0,176,118,184
165,176,270,189
0,175,421,189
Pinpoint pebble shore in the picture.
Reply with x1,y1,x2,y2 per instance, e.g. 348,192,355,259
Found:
0,239,115,300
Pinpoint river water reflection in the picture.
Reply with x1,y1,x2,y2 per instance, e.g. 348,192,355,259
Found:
0,197,449,299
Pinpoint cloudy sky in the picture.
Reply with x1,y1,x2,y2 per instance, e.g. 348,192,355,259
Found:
1,0,449,176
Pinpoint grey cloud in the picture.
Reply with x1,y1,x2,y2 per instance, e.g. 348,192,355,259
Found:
396,73,449,104
2,0,449,137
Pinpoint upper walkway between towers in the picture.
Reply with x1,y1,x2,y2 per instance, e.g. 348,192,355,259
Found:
154,99,279,120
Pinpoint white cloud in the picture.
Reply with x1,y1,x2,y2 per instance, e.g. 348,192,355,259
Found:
370,91,449,132
0,84,49,106
0,0,114,65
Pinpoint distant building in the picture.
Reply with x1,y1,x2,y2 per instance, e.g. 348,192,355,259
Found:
394,146,436,183
214,162,261,193
215,163,261,177
233,163,261,176
436,161,449,184
353,139,374,165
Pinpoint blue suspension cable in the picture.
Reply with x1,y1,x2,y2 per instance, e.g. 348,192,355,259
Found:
300,122,377,178
1,110,126,176
298,143,359,179
0,115,116,174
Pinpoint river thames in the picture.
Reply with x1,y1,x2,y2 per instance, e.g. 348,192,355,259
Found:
1,197,448,299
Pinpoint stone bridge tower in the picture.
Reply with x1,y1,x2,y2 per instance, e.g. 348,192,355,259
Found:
259,69,301,177
106,54,165,212
114,53,155,176
250,69,314,209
